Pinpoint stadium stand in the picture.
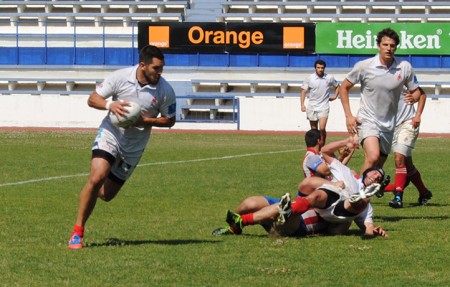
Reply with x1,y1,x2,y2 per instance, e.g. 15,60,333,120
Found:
221,1,450,15
0,78,102,95
191,79,300,94
218,1,450,23
1,0,449,127
0,0,189,26
1,76,448,99
179,95,239,122
187,78,450,99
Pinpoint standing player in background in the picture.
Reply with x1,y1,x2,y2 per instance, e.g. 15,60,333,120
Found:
339,28,421,174
68,45,177,249
300,59,340,144
387,87,432,208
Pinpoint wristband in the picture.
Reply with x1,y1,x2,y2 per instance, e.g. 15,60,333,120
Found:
105,101,111,111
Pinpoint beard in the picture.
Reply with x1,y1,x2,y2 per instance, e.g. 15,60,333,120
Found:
143,71,160,85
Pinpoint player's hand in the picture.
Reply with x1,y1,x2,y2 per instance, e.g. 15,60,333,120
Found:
350,134,359,148
301,105,306,112
346,116,360,135
373,226,388,238
110,100,130,120
411,115,421,128
403,92,416,105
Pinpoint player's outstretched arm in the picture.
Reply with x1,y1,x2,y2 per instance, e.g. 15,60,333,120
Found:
363,222,388,238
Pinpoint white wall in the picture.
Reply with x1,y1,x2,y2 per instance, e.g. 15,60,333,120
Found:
236,96,449,134
0,93,448,134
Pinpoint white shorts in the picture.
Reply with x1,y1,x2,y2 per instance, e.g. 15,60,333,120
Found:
358,122,394,156
392,119,419,157
306,108,329,121
314,184,359,224
92,128,144,181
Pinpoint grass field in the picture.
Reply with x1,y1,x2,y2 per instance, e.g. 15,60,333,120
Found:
0,129,449,287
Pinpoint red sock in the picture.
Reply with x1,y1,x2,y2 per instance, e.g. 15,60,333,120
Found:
395,166,407,193
73,225,84,237
241,213,254,226
384,183,395,192
291,197,311,214
408,167,428,195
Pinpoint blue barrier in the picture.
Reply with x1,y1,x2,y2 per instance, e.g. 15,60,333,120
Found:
47,48,75,65
19,47,46,65
198,54,229,67
229,54,259,67
0,48,17,64
1,46,450,68
258,54,288,67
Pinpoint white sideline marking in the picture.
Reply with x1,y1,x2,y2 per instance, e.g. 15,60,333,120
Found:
0,149,299,188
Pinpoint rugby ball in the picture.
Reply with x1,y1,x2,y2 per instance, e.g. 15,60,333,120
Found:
109,101,141,127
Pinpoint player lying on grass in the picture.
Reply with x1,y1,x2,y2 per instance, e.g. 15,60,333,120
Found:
211,130,355,236
212,136,389,238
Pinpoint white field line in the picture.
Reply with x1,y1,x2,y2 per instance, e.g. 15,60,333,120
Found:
0,149,299,188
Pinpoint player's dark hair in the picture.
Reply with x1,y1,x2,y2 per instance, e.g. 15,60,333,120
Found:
376,28,400,46
305,129,321,147
314,59,326,68
139,45,164,64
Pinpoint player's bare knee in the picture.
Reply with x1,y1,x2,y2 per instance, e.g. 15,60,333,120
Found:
87,174,107,188
365,153,380,166
236,199,255,213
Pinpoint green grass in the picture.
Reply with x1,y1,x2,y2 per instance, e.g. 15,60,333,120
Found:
0,130,449,287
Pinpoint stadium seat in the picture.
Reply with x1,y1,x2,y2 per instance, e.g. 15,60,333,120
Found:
219,1,450,23
0,0,189,26
0,78,102,95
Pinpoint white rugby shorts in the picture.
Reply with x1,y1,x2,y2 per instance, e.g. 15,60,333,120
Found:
306,108,329,121
392,119,419,157
92,128,143,181
358,121,394,155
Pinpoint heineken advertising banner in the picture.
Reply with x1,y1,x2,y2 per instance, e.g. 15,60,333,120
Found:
138,22,316,54
316,23,450,55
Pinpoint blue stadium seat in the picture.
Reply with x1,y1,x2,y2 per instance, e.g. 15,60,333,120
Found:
165,54,200,67
258,54,288,67
198,54,229,67
0,47,17,65
410,55,442,69
229,54,259,67
18,47,46,65
47,48,75,65
104,48,135,65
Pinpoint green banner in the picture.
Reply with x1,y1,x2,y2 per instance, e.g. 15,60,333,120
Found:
316,23,450,55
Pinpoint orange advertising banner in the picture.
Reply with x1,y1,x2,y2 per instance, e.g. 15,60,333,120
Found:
138,22,316,54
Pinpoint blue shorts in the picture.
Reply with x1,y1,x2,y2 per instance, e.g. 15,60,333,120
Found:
263,196,280,205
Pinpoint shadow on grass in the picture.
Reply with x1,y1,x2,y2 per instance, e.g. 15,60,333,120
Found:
377,215,449,222
371,202,449,208
86,238,221,248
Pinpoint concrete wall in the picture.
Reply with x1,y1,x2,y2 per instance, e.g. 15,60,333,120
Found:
1,93,448,134
238,96,450,134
